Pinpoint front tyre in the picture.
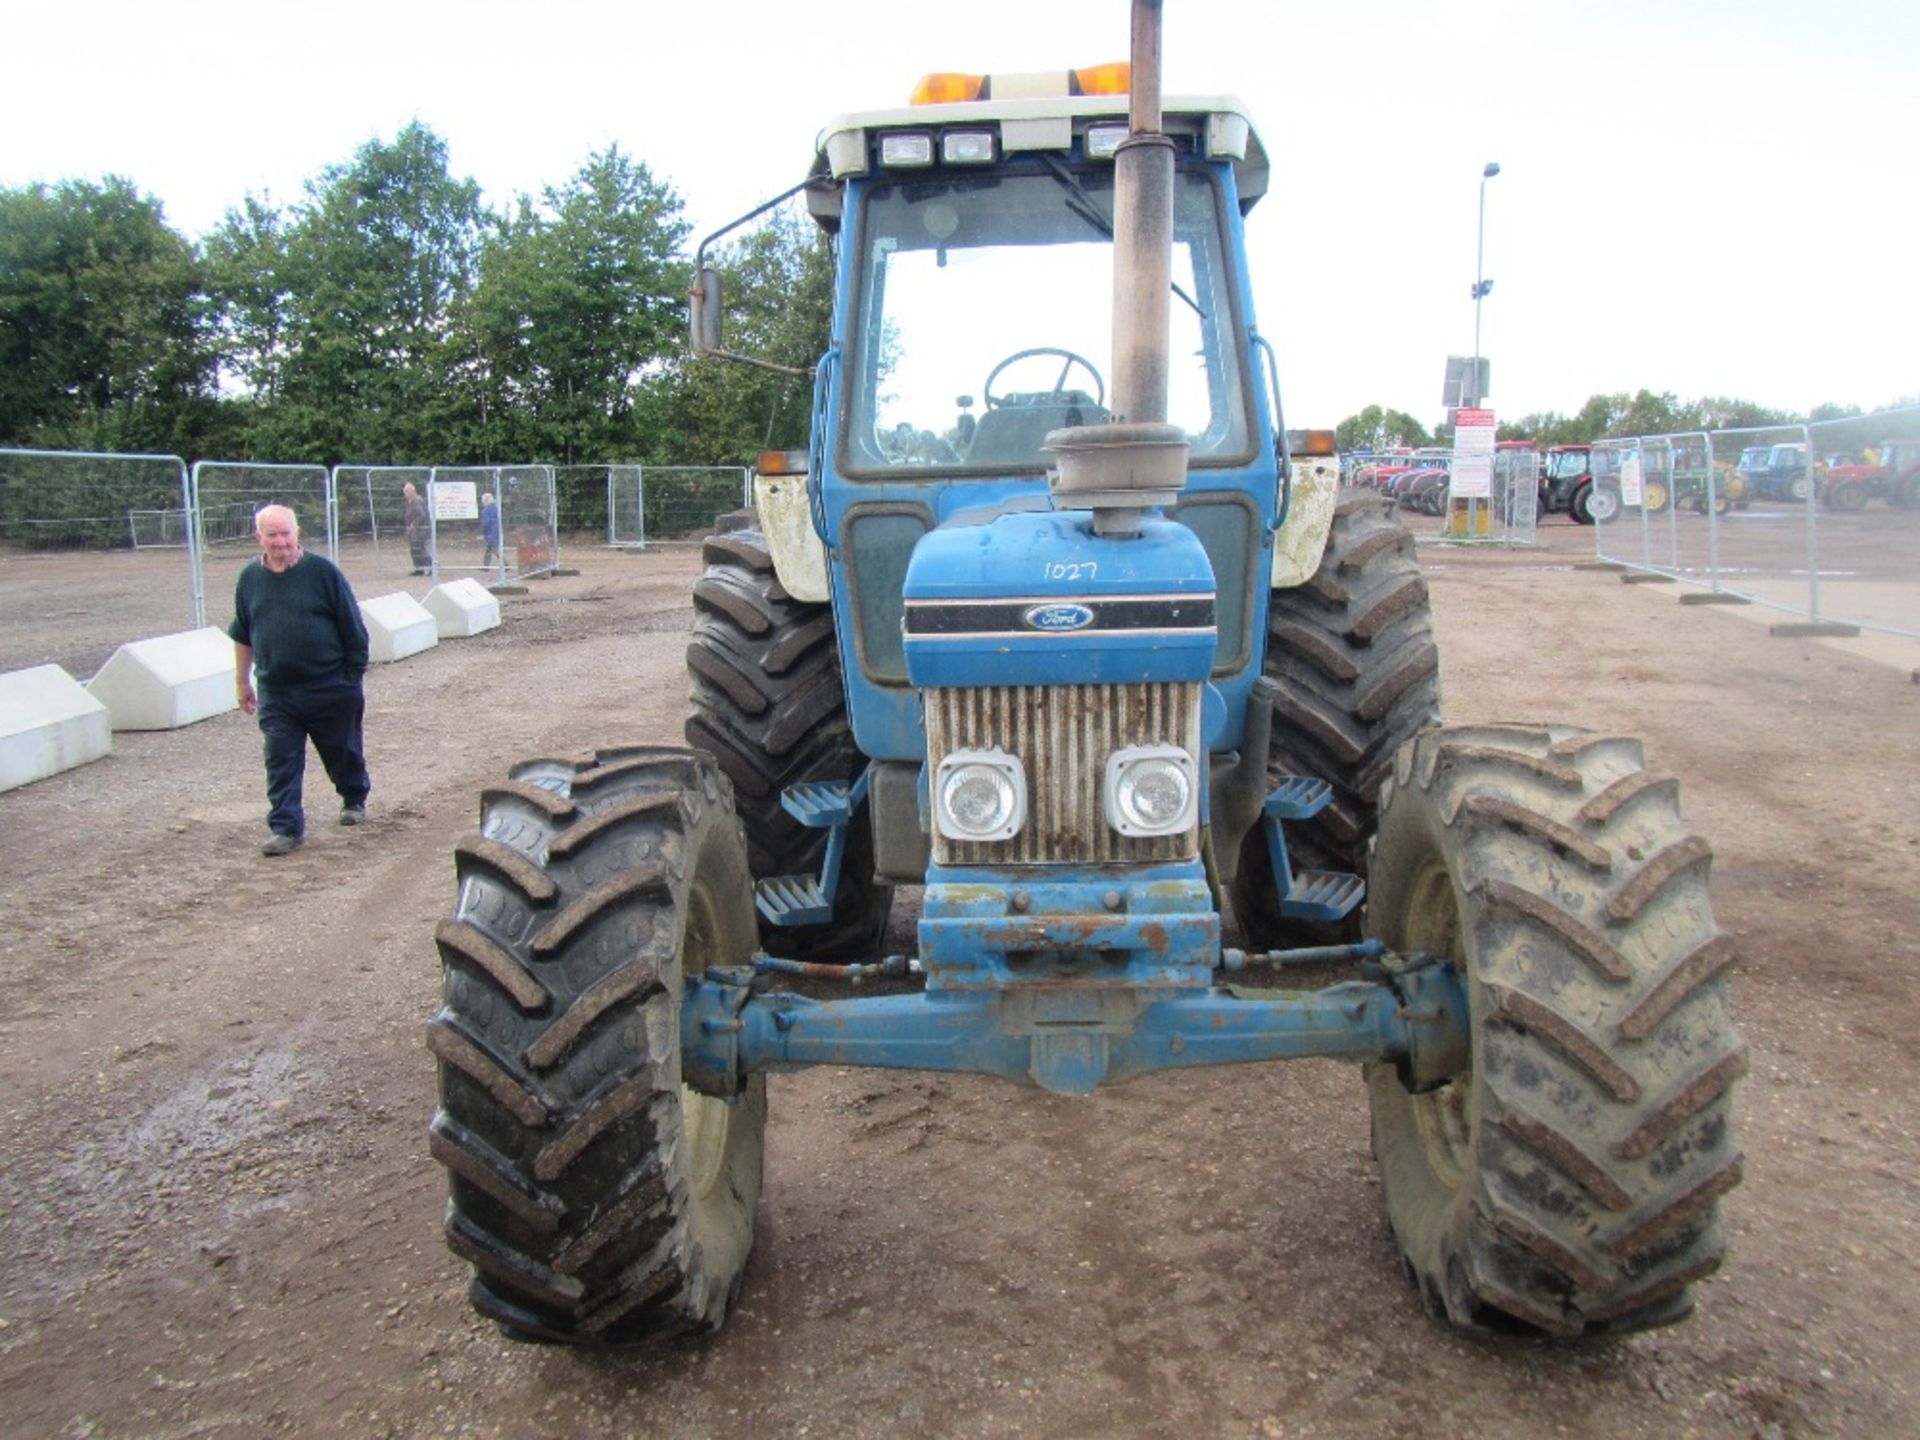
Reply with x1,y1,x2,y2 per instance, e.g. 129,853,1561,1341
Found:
428,746,766,1344
1230,489,1441,947
685,527,892,959
1366,725,1744,1337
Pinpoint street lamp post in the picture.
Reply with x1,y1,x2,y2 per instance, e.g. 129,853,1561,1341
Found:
1470,161,1500,407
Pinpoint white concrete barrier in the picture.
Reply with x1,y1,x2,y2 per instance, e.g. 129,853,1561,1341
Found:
360,592,440,664
423,578,502,638
1,664,113,793
87,627,239,731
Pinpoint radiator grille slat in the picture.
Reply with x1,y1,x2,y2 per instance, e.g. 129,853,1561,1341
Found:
928,683,1203,866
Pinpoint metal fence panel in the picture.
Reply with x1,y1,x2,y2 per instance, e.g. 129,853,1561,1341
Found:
606,465,645,547
0,448,196,677
189,462,332,627
1593,410,1920,639
638,466,751,544
330,465,433,595
494,465,559,580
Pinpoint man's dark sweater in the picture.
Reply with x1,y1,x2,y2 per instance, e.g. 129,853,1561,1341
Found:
228,553,370,687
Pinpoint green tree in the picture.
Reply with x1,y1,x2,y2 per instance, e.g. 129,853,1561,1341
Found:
462,146,690,465
0,177,215,452
267,122,489,464
1335,404,1432,453
655,206,835,466
203,195,294,415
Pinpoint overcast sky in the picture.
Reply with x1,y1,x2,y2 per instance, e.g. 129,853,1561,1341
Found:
3,0,1913,428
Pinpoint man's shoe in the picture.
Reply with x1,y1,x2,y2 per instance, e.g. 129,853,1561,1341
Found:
340,805,367,827
261,833,302,857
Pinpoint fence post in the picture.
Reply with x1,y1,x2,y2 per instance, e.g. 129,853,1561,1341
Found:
1799,422,1820,623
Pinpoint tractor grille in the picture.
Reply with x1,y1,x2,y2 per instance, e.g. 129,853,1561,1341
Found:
926,682,1203,866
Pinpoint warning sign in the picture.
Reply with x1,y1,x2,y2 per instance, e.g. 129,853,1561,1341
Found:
1449,409,1496,499
430,480,479,521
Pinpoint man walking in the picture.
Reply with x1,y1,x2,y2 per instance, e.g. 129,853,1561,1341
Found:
479,491,502,569
403,481,432,574
230,504,372,857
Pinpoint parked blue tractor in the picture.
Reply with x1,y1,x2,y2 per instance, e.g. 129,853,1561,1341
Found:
429,6,1742,1348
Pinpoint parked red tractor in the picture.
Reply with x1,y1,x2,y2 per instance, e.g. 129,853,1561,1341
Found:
1822,441,1920,510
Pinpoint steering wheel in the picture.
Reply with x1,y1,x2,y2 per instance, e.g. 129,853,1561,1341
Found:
982,347,1106,410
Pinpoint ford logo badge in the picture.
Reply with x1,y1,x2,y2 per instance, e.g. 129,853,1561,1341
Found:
1024,603,1095,633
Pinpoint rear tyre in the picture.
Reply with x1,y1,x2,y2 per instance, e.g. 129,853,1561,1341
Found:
685,527,892,959
1569,481,1596,526
1366,725,1744,1337
1586,484,1621,525
1230,489,1442,947
428,746,766,1344
1823,480,1866,512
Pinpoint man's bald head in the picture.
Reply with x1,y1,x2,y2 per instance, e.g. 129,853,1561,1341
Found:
254,505,303,572
255,504,299,536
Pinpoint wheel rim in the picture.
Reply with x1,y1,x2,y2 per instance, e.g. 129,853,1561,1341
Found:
1645,480,1669,512
680,868,734,1203
1400,861,1472,1192
1591,488,1618,523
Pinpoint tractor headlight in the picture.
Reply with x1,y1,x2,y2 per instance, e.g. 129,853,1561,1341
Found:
935,748,1027,842
1105,745,1198,837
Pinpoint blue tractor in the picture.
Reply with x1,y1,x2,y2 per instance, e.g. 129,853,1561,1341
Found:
429,5,1742,1347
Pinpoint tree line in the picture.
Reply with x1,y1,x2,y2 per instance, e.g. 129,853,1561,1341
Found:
1334,391,1890,456
0,122,828,470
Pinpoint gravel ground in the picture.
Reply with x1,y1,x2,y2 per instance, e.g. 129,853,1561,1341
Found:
0,514,1915,1439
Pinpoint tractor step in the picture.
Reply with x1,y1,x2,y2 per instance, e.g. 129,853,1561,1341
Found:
1280,869,1365,923
756,874,833,926
1263,774,1333,822
781,780,852,829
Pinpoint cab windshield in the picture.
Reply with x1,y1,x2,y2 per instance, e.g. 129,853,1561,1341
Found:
842,164,1252,475
1546,450,1590,480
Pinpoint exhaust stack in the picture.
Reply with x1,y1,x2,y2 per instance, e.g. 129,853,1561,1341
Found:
1046,0,1187,537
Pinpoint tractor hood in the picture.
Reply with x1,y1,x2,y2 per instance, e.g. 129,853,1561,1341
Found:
901,509,1216,689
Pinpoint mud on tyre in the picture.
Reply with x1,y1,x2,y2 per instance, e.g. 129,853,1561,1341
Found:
427,745,765,1344
685,527,892,959
1231,488,1441,947
1366,724,1745,1337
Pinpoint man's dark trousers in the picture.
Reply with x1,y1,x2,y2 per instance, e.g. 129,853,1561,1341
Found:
259,673,370,839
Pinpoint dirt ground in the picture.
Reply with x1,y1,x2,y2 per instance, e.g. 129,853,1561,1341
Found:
1,511,1916,1439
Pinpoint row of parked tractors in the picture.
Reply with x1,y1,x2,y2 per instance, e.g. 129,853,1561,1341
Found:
1348,438,1920,525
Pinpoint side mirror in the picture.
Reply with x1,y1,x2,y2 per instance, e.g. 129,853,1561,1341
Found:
690,268,723,355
